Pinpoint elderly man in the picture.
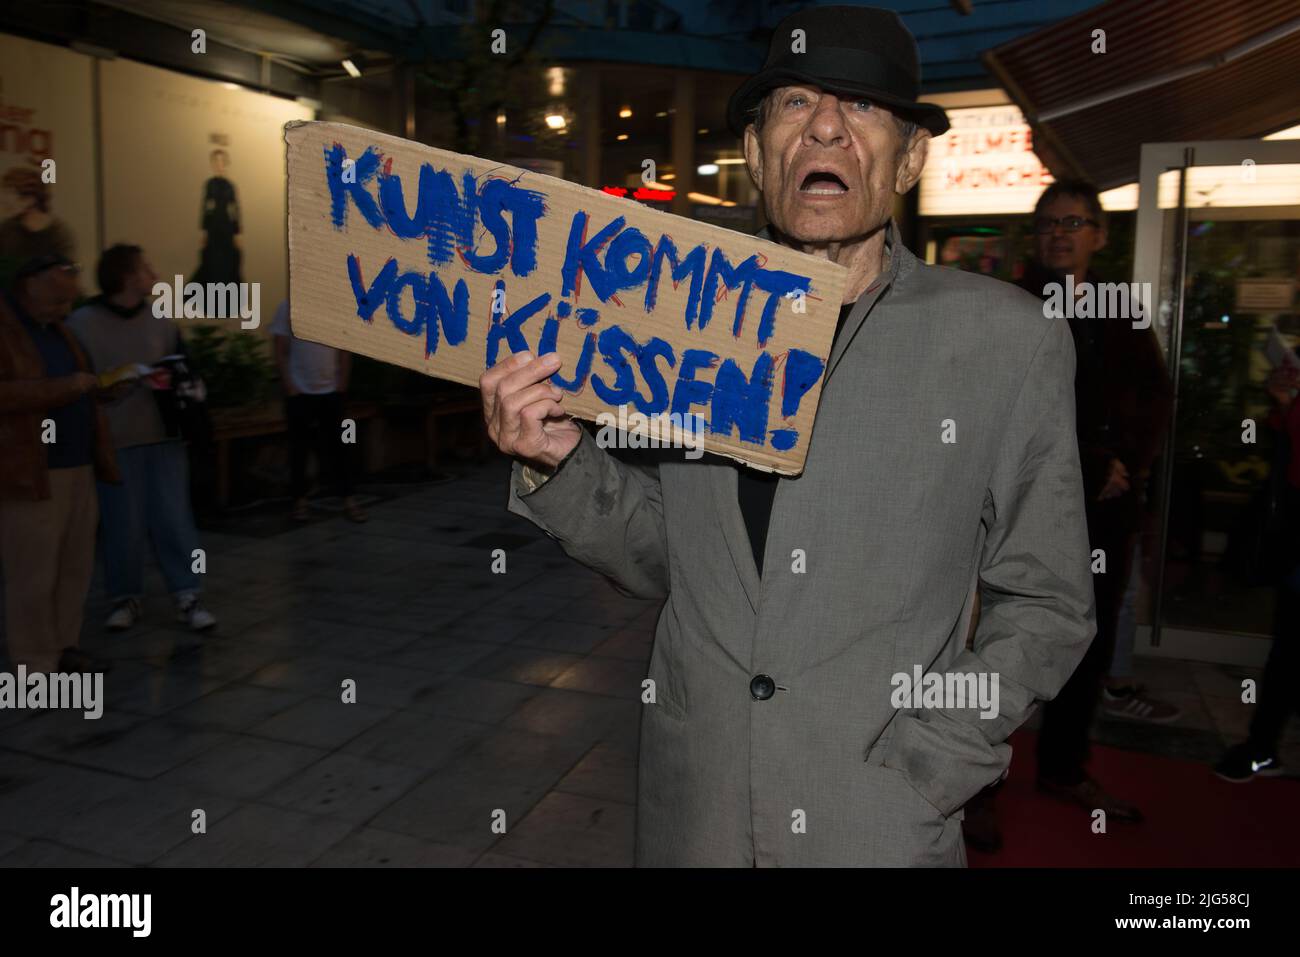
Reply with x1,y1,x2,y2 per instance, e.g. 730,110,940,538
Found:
481,5,1095,867
0,255,118,674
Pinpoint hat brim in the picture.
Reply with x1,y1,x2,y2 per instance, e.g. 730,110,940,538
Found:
13,255,74,285
726,69,950,138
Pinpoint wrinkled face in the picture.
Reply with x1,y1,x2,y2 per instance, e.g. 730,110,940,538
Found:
21,265,80,323
743,85,928,245
1034,194,1106,276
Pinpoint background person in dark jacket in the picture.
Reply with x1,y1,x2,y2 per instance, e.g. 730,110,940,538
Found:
965,181,1173,852
1021,180,1173,819
0,255,118,673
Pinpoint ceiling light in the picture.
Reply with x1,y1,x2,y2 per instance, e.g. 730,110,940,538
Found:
341,59,361,78
697,163,719,175
619,107,632,119
545,114,567,130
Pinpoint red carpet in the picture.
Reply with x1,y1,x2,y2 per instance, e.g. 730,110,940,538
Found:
967,729,1300,867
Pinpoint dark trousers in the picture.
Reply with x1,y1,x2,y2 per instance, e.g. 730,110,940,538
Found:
1036,499,1138,785
1249,581,1300,752
287,392,355,500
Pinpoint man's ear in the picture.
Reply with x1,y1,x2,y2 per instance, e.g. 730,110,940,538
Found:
894,129,931,195
1093,225,1109,255
743,125,764,192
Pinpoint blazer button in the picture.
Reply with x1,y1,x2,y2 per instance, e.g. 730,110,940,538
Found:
749,674,776,701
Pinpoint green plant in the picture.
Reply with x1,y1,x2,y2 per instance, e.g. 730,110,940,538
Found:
183,325,276,409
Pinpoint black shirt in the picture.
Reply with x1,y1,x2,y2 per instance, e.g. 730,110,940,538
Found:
736,299,857,576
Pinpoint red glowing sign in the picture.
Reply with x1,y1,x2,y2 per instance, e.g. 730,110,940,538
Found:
601,186,675,202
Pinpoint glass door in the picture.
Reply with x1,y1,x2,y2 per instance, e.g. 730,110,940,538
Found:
1134,137,1300,665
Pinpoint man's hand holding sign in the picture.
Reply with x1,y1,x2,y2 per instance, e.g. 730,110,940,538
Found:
480,350,577,473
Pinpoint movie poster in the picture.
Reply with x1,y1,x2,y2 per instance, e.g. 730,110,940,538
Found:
0,34,96,288
99,57,312,325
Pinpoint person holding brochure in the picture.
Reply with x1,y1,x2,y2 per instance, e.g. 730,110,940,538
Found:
68,244,217,634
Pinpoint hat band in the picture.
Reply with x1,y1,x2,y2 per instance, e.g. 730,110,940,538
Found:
768,46,918,102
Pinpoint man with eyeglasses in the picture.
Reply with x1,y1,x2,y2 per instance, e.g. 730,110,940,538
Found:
0,255,119,674
1019,181,1173,823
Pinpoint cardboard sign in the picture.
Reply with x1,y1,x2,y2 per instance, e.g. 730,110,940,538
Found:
285,121,847,474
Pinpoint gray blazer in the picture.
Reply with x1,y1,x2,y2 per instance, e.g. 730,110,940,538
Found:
508,221,1096,867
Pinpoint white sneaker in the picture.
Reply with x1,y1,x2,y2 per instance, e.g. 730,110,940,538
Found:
176,596,217,632
105,598,141,632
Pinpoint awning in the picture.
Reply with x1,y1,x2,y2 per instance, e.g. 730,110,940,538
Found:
983,0,1300,190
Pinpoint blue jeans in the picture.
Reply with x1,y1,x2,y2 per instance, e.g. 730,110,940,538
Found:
97,441,202,602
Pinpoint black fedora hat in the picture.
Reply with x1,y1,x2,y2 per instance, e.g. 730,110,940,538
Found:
727,5,949,138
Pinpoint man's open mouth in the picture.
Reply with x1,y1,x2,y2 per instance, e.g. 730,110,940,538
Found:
799,171,849,194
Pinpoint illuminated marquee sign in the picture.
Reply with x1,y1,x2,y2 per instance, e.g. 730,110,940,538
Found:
919,105,1054,217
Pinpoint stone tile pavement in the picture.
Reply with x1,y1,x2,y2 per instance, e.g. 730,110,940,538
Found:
0,457,1294,866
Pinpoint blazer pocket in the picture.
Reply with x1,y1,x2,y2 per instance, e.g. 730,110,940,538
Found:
868,764,951,832
649,688,688,723
879,762,949,824
645,626,689,722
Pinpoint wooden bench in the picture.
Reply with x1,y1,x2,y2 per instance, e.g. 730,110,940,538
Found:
209,400,380,508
